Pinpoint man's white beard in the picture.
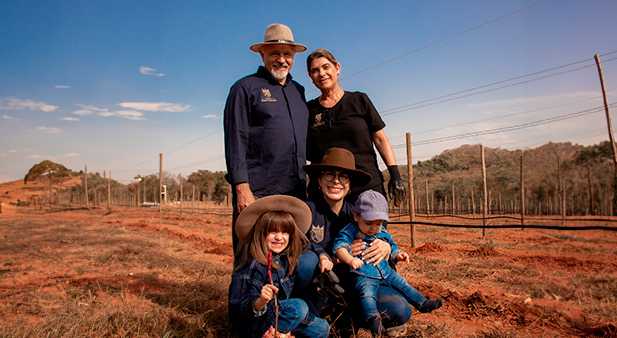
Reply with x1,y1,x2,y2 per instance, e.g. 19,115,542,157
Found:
270,65,289,82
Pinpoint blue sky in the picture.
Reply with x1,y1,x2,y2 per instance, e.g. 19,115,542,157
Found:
1,0,616,184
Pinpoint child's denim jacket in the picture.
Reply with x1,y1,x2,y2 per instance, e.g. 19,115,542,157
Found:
228,254,294,338
332,223,402,280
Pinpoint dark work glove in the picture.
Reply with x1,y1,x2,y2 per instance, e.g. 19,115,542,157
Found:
387,165,407,207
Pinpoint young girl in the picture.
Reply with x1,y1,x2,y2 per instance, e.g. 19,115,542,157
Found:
228,195,330,338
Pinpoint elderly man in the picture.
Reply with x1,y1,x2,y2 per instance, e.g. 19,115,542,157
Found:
224,24,308,272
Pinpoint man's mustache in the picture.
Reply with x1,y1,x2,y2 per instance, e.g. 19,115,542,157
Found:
272,62,289,68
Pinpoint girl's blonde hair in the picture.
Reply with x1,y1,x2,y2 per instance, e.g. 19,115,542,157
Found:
248,210,308,276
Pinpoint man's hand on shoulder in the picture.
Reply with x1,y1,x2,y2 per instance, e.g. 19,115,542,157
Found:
235,183,255,213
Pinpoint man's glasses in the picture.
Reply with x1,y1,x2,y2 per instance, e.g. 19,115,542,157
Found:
322,171,350,184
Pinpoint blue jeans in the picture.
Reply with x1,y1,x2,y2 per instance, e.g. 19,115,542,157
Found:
354,270,426,322
278,298,330,338
295,251,411,328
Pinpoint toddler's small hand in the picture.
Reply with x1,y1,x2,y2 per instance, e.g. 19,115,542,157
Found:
397,252,410,264
350,257,364,270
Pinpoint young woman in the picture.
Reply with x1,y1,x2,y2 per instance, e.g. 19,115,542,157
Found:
228,195,330,338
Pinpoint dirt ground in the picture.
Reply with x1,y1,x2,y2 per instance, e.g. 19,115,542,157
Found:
1,179,616,337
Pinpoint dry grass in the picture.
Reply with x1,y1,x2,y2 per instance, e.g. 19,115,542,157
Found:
1,207,616,337
0,208,233,338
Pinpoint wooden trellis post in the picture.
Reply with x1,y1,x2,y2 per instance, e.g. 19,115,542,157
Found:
594,54,617,215
406,133,416,248
425,179,430,217
107,171,111,212
84,165,89,209
521,155,525,229
481,145,488,238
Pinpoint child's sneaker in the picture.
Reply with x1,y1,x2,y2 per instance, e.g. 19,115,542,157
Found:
418,298,443,313
384,324,406,337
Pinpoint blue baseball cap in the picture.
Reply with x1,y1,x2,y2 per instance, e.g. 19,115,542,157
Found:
355,190,389,222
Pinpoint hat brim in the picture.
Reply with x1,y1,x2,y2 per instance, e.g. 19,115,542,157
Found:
235,195,311,244
303,164,372,187
250,42,307,53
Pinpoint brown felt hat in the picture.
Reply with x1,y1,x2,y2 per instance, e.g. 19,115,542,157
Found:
250,23,307,53
303,147,372,187
235,195,311,244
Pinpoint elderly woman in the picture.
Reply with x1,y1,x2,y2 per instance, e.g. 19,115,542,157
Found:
305,49,406,206
295,148,410,337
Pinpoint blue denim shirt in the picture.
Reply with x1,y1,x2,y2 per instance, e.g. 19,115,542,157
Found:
332,223,402,280
228,255,294,338
224,66,308,198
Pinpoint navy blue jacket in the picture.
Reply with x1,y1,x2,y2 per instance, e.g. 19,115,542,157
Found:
224,66,308,198
305,197,355,259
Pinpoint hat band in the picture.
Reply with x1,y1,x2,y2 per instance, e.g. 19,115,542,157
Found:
264,39,295,44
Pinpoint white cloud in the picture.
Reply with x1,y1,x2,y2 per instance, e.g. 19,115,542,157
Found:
0,97,58,112
73,109,94,116
29,154,41,159
55,85,71,89
3,114,19,121
118,102,191,112
72,104,109,116
8,148,34,154
34,126,61,134
75,104,107,111
61,117,80,121
202,114,219,119
62,153,80,157
139,66,165,77
114,110,146,120
99,110,146,120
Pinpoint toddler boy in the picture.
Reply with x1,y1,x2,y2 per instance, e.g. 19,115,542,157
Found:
333,190,443,337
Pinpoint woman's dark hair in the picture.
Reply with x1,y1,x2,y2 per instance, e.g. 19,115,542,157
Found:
306,48,338,72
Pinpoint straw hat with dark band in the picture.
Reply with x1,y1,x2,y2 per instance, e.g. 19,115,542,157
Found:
303,147,372,187
250,23,307,53
235,195,311,244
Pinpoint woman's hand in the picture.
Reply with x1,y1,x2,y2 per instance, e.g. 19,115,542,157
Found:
352,238,391,266
319,255,333,272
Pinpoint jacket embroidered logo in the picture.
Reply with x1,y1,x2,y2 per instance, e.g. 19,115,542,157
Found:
260,88,277,102
310,223,324,243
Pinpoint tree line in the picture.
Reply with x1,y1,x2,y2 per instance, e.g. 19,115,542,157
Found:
403,141,615,216
22,140,615,215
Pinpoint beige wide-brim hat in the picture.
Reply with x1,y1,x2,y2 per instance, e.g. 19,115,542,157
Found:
250,23,307,53
236,195,311,244
303,147,372,187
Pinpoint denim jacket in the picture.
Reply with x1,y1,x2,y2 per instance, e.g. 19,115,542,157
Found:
332,223,402,280
228,254,294,338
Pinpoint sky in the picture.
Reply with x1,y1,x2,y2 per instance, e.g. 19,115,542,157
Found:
1,0,616,184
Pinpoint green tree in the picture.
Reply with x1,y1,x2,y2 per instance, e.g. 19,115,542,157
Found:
24,160,72,206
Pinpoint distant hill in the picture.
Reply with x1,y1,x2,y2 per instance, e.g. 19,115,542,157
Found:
0,176,82,207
